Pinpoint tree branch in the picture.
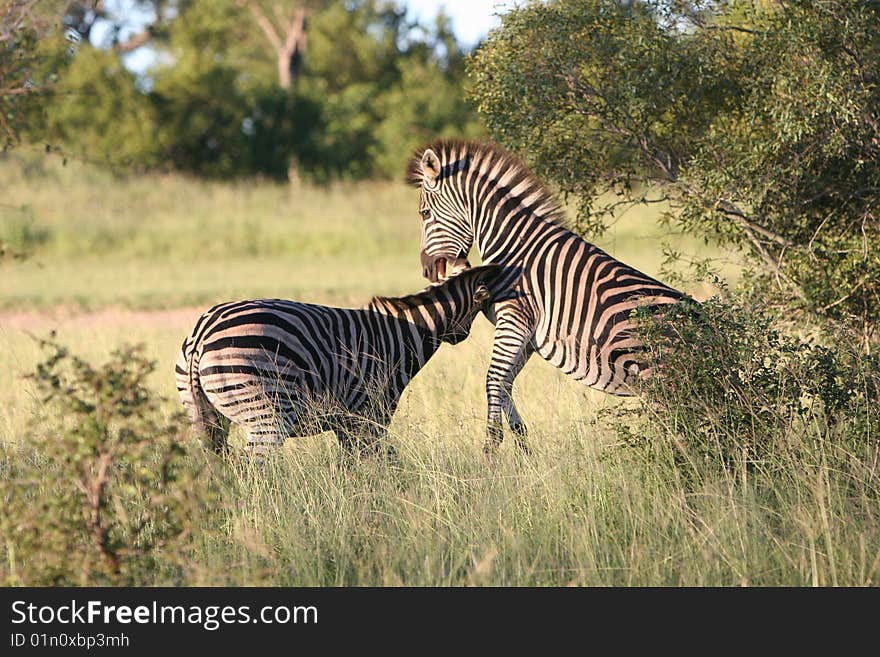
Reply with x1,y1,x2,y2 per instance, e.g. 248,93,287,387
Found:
819,278,866,313
740,223,803,297
714,200,793,246
240,0,282,51
283,6,307,55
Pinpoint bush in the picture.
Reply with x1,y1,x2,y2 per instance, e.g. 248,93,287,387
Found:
614,297,880,480
0,339,212,585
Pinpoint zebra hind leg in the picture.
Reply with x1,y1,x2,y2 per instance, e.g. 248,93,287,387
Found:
334,417,396,465
245,429,285,464
181,391,232,455
205,413,232,455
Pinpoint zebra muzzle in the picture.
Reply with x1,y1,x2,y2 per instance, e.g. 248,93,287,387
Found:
421,251,471,282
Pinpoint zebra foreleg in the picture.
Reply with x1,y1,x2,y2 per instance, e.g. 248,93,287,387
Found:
504,397,531,455
485,319,534,456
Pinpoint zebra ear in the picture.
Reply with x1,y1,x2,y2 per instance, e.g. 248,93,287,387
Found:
473,285,491,305
421,149,442,186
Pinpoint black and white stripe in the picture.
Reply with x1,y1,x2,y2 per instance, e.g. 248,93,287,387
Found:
175,265,503,458
407,139,686,453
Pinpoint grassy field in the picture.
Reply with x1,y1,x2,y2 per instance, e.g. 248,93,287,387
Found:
2,152,877,586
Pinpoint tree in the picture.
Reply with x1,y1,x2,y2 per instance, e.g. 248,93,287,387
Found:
370,14,484,178
1,0,55,147
44,45,161,168
62,0,180,54
276,0,482,181
23,0,482,182
148,0,300,179
468,0,880,350
236,0,324,90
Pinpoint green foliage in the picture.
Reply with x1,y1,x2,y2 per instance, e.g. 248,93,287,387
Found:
44,47,162,169
680,1,880,340
469,0,880,345
617,297,880,480
293,2,482,181
0,339,209,585
0,0,62,148
145,0,296,179
371,56,484,179
469,0,738,232
0,165,878,585
23,0,481,181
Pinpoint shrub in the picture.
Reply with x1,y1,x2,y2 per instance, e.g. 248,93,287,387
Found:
0,339,211,585
614,297,880,480
469,0,880,346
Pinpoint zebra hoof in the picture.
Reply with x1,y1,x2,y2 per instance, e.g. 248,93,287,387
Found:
384,444,401,467
482,441,501,462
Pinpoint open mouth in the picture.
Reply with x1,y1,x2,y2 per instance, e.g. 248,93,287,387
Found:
437,255,471,281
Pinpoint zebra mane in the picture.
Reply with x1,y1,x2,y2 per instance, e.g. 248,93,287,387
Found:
405,138,569,229
368,265,503,314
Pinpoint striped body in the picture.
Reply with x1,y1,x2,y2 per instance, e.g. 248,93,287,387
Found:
407,140,685,451
175,266,502,457
482,222,682,392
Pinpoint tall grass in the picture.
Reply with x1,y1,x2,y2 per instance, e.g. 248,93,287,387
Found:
195,415,879,586
6,334,877,586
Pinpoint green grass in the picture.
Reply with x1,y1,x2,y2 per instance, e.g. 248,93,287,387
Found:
3,152,877,586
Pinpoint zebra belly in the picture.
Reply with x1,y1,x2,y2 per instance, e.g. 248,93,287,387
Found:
535,333,643,396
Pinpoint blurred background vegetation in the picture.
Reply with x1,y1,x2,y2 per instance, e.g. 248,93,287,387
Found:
3,0,482,182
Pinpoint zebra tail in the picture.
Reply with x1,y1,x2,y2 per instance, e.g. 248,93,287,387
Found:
175,337,228,454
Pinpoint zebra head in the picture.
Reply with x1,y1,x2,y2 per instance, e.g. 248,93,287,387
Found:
434,264,504,344
407,142,474,283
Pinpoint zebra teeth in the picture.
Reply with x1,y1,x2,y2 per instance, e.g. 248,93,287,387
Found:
438,257,470,281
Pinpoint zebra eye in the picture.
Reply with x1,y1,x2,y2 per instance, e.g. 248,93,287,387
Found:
420,208,431,219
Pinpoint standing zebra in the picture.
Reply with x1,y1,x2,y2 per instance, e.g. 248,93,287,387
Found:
407,139,687,454
175,265,505,458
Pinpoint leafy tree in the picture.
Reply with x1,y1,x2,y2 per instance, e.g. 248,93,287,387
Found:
236,0,331,90
44,45,161,168
23,0,482,182
469,0,880,349
289,1,482,180
62,0,181,54
1,0,58,148
149,0,297,179
369,12,483,178
1,339,211,585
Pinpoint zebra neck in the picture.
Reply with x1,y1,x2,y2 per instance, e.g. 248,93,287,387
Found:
364,302,449,356
475,205,562,265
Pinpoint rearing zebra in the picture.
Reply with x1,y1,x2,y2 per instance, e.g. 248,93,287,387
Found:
406,139,686,453
175,264,505,458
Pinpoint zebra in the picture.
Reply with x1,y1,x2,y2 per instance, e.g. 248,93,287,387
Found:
406,139,687,454
175,264,506,459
